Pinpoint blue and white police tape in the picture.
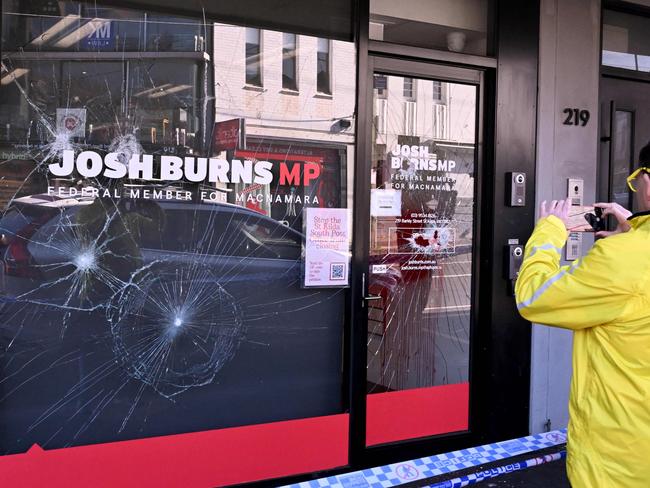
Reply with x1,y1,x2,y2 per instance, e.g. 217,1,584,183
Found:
427,450,567,488
283,429,567,488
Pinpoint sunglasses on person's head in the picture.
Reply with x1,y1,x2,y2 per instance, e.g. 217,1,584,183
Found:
627,167,650,192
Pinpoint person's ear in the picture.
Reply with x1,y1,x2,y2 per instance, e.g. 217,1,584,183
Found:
639,171,650,193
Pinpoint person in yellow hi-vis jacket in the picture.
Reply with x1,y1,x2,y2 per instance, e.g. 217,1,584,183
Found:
515,147,650,488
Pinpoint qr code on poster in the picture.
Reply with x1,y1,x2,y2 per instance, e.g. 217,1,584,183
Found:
330,263,346,280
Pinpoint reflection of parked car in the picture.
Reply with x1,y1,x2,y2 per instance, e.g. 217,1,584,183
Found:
0,193,345,453
0,194,93,280
1,194,305,302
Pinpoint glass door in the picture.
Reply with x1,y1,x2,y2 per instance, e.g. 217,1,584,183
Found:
364,59,480,447
600,76,650,214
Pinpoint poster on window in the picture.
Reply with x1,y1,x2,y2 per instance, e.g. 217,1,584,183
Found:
370,188,401,217
375,143,463,270
303,207,350,287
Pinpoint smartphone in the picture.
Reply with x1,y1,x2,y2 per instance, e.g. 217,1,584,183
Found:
567,206,603,232
584,207,606,233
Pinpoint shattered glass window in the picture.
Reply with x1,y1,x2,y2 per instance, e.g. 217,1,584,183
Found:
0,1,355,455
3,3,204,53
128,60,199,147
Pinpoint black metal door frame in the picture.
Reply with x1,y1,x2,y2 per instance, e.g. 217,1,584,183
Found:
349,55,488,468
347,0,540,473
599,76,650,211
229,0,540,483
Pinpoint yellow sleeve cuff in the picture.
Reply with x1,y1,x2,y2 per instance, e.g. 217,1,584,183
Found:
544,215,568,233
527,215,568,251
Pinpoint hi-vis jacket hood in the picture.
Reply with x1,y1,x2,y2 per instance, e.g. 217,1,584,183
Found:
516,213,650,488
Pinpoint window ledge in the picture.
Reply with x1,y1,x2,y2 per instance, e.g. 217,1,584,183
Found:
314,92,333,99
279,88,300,96
243,85,265,92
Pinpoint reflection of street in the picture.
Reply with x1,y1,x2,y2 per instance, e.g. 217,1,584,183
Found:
424,253,471,385
423,310,470,386
367,251,472,392
424,254,472,311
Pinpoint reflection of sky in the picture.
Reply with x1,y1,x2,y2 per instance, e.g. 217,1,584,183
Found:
602,50,650,72
638,55,650,72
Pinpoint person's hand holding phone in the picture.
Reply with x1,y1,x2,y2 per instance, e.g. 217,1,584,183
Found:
594,202,632,238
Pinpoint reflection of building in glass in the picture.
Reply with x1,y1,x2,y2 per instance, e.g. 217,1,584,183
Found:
212,24,356,231
367,73,476,393
0,3,356,457
0,1,213,206
372,74,476,246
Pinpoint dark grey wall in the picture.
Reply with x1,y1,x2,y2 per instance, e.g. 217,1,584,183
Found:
478,0,540,442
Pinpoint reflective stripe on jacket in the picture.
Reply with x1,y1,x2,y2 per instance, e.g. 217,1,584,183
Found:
515,214,650,488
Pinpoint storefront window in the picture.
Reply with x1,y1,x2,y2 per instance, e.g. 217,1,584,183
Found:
0,59,62,146
145,14,205,52
602,9,650,73
0,57,201,150
129,60,199,148
0,1,355,455
0,2,204,53
369,0,490,56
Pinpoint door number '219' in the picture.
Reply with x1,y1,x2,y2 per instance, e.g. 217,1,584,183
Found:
562,108,590,126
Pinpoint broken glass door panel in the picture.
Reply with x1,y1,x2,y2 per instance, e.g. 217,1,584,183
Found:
366,72,476,445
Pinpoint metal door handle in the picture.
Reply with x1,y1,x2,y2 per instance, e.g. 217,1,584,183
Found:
361,272,382,307
364,294,382,301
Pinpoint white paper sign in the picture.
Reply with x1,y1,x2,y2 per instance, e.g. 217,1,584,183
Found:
370,189,402,217
304,208,349,287
56,108,86,138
